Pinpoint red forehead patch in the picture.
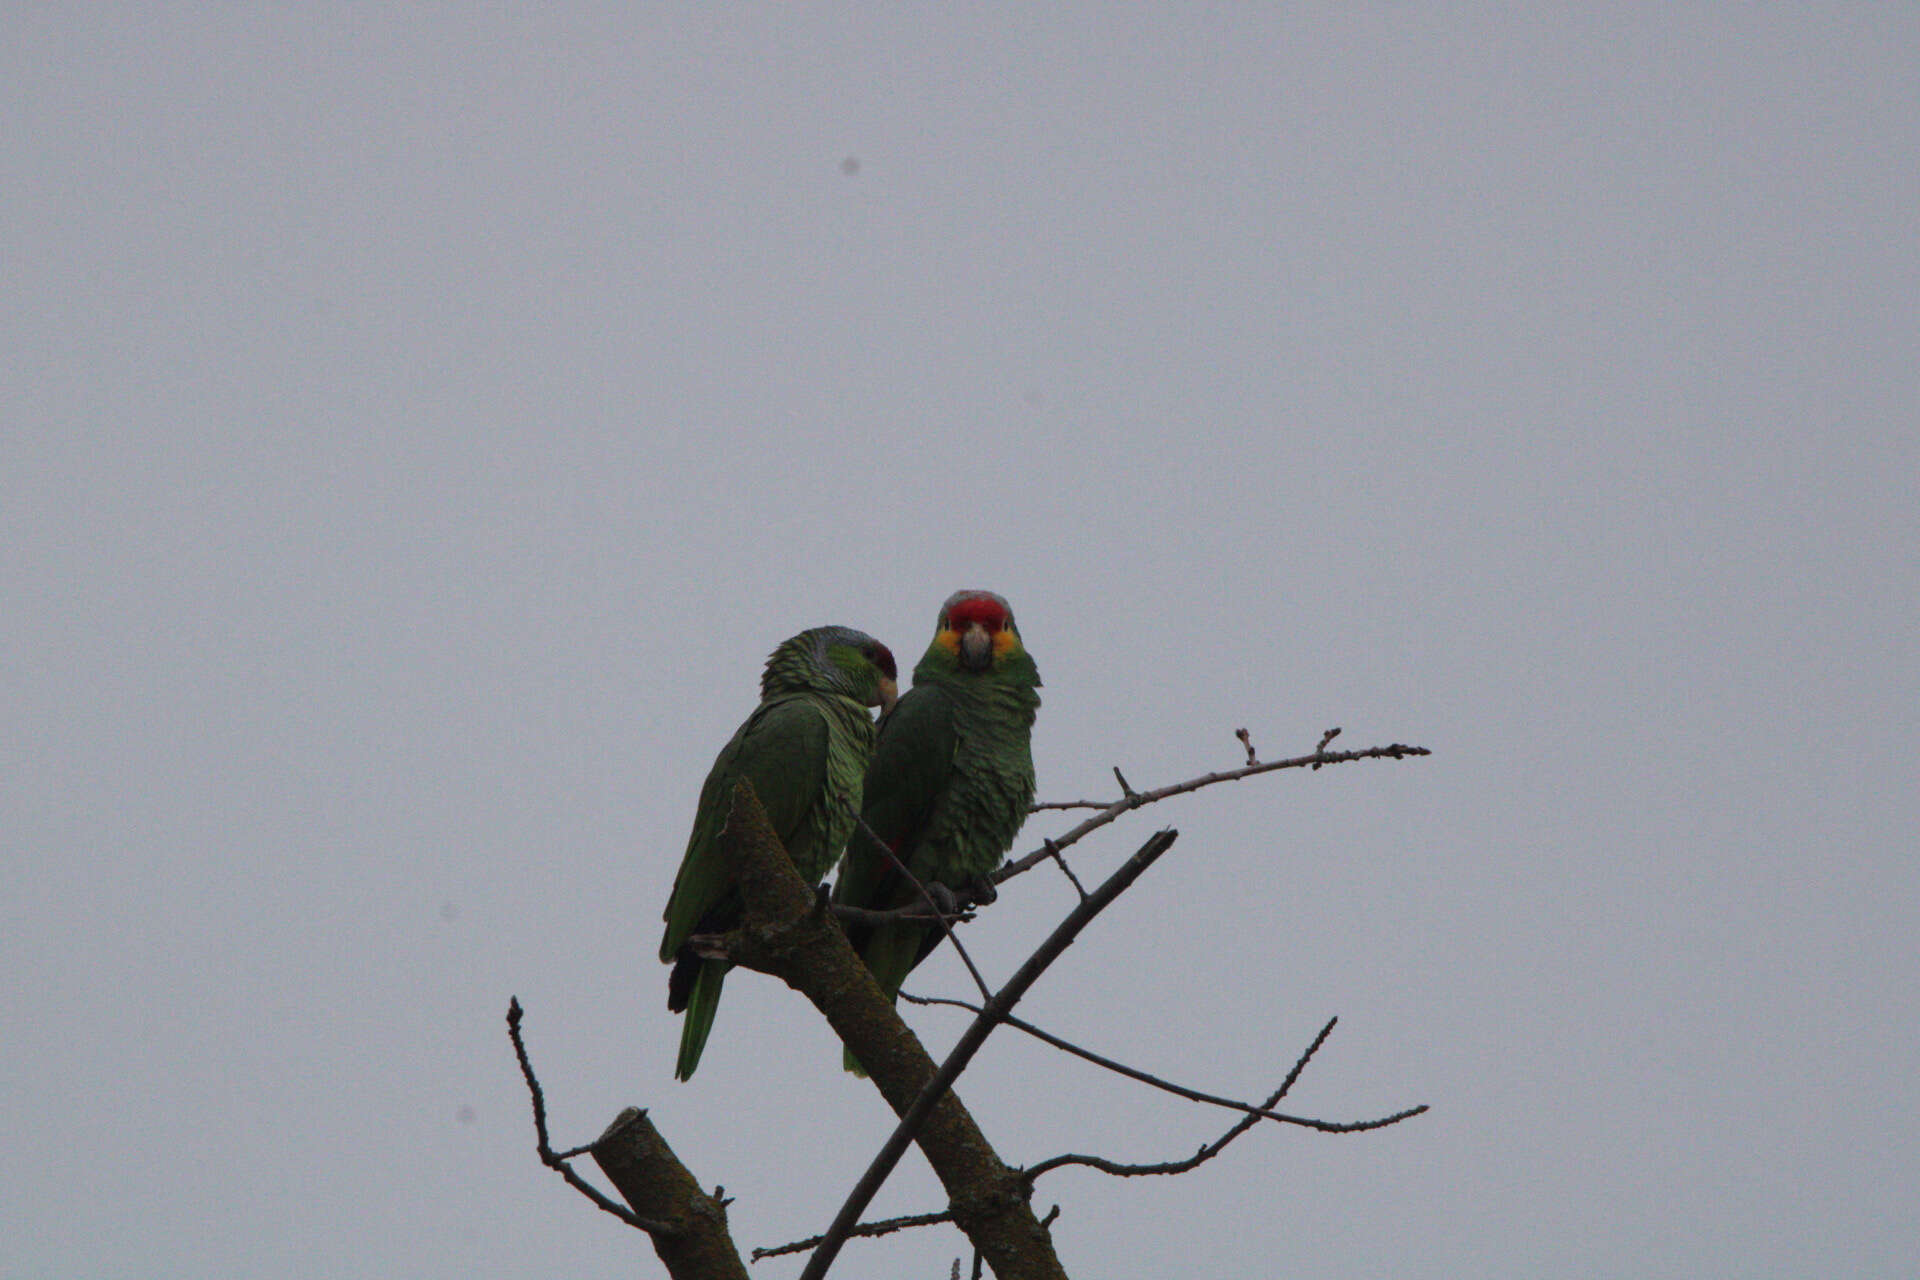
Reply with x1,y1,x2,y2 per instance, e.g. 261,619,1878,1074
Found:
946,594,1010,631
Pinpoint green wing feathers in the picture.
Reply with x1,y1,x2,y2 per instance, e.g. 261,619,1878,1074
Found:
660,688,876,1080
833,687,956,913
659,699,831,962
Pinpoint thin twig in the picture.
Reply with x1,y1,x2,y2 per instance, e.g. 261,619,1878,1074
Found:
506,998,658,1231
1020,1017,1427,1183
797,829,1180,1280
855,816,993,1002
1312,726,1342,766
1235,727,1258,765
752,1208,955,1260
1005,740,1429,883
1027,1103,1429,1181
1041,837,1088,900
899,993,1387,1132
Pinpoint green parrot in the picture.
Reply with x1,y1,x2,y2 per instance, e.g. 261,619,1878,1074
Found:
833,589,1041,1072
659,625,898,1080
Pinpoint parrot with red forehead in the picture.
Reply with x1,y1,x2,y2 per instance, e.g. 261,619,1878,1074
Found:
659,625,898,1080
832,590,1041,1072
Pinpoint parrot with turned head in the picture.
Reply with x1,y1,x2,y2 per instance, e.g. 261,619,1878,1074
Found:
659,625,898,1080
833,589,1041,1073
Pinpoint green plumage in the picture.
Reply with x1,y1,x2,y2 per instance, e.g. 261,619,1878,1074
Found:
833,590,1041,1073
659,625,896,1080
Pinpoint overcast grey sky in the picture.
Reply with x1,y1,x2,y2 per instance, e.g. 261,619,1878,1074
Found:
7,7,1917,1278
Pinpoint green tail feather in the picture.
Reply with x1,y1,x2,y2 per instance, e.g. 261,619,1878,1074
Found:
675,961,727,1080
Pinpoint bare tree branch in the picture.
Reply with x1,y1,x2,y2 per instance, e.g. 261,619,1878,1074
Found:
590,1109,751,1280
753,1208,956,1261
800,829,1178,1280
714,782,1071,1280
1020,1017,1428,1184
899,993,1404,1134
508,999,755,1279
1007,738,1429,882
506,997,659,1232
1040,837,1088,900
756,1003,1427,1263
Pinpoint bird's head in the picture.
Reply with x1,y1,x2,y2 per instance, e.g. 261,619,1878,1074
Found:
768,626,898,713
929,589,1033,678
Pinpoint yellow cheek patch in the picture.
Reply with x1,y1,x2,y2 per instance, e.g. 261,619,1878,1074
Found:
992,629,1019,657
935,629,960,655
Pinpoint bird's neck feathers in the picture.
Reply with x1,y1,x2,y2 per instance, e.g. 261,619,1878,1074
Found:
911,645,1042,718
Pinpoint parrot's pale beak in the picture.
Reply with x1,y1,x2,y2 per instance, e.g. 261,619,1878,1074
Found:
876,676,899,715
958,621,993,671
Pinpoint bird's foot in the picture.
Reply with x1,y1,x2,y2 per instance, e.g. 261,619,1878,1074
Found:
965,874,999,907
